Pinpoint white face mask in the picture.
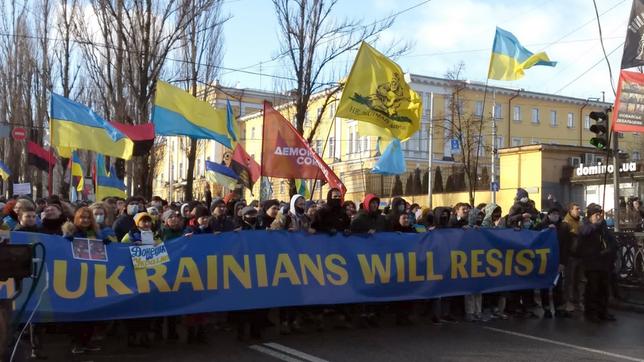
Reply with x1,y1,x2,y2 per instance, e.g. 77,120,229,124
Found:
95,214,105,224
127,205,138,215
520,197,529,203
548,214,559,223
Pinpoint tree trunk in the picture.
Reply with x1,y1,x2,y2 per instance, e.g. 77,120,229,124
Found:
184,138,198,201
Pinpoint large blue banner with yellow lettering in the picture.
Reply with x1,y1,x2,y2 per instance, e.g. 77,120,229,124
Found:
3,229,558,322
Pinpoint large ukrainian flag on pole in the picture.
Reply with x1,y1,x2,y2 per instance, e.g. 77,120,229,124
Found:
50,94,134,160
153,81,232,148
488,27,557,81
336,42,422,141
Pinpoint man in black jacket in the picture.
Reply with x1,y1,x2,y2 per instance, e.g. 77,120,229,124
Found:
312,188,350,233
448,202,470,228
579,203,617,323
507,188,539,228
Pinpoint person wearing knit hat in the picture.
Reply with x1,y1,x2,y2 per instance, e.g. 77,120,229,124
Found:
579,202,616,323
210,197,225,212
258,199,280,229
239,206,258,230
40,202,67,235
121,212,161,245
507,187,539,229
160,210,184,241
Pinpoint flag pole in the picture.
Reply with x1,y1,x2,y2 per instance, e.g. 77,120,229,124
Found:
309,111,337,200
259,102,267,202
427,92,434,209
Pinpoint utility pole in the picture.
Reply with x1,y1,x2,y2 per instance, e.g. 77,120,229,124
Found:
427,92,434,209
613,131,620,232
491,91,497,204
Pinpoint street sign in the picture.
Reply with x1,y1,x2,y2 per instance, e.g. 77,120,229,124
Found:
450,139,460,151
490,181,499,192
11,127,26,140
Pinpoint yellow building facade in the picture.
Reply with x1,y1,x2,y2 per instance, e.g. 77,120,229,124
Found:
239,74,642,207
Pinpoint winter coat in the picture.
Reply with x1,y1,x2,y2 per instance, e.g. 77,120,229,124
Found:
507,200,539,228
209,215,236,232
481,203,502,228
433,207,452,229
350,194,389,233
579,221,617,272
40,216,67,235
311,189,351,233
121,228,162,245
561,213,581,257
160,226,184,242
113,214,135,241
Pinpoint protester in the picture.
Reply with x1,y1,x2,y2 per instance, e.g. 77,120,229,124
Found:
121,212,162,245
507,188,539,229
350,194,388,233
160,210,184,241
39,203,67,235
312,189,351,233
89,202,117,243
185,206,213,234
258,199,280,230
209,198,235,232
113,197,142,241
448,202,470,228
560,202,583,313
343,200,357,220
14,206,39,232
579,204,617,323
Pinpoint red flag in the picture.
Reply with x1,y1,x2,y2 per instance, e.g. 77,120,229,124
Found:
611,70,644,133
27,141,57,172
231,143,261,190
261,102,346,194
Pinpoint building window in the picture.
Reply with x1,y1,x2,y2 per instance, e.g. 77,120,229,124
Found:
328,137,335,158
421,124,428,152
348,125,355,154
474,101,483,117
513,105,521,121
315,140,322,155
633,151,641,161
511,137,522,147
618,132,624,138
250,127,255,140
493,104,502,119
196,159,201,176
531,108,540,124
179,163,183,180
550,110,557,127
567,112,574,128
584,115,590,129
494,136,504,149
362,136,369,153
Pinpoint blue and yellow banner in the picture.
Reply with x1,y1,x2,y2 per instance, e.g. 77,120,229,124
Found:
488,27,557,81
70,151,84,193
4,229,558,322
49,94,134,160
0,160,10,179
152,81,231,147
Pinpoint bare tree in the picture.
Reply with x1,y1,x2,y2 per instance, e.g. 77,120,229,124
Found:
177,0,227,201
442,62,491,207
272,0,406,195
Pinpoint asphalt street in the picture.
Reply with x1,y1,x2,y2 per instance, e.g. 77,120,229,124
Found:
11,309,644,362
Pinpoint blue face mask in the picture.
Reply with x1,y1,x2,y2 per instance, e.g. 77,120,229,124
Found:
522,221,532,229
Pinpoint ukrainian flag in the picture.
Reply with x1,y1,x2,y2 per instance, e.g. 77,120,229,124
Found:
295,179,311,199
226,99,239,147
0,160,10,180
488,27,557,81
153,81,232,148
205,160,239,189
96,164,126,200
50,94,134,160
70,151,84,193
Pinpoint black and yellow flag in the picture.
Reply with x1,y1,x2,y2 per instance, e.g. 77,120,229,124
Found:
336,42,422,140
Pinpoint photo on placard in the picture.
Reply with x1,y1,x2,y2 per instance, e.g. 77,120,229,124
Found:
88,239,108,262
71,238,91,261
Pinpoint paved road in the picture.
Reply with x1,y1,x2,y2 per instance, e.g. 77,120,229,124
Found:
11,309,644,362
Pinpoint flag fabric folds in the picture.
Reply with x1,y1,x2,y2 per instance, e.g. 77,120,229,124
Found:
226,100,239,146
27,141,57,172
336,41,422,141
231,143,260,191
371,138,406,175
153,81,232,148
295,179,311,199
108,122,155,157
70,151,84,193
0,160,10,179
261,102,346,194
621,0,644,69
95,158,127,201
487,27,557,81
205,160,239,189
49,93,134,160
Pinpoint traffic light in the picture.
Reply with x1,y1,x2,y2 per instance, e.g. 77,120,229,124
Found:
589,111,608,150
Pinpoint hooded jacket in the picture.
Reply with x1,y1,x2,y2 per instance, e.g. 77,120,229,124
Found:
258,199,279,230
350,194,389,233
280,194,310,231
507,189,539,228
433,207,452,229
311,189,351,233
386,197,407,229
481,203,502,228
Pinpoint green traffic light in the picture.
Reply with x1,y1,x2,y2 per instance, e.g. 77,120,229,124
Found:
590,137,607,150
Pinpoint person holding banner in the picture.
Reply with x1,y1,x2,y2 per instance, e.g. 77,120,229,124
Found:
160,210,184,242
257,199,280,230
88,202,117,244
209,198,236,232
121,212,162,245
350,194,389,233
185,206,213,235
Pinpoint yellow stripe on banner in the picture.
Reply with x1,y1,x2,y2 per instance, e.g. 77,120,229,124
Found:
51,119,134,160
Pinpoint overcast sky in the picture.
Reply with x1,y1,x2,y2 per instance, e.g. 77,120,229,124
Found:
219,0,632,102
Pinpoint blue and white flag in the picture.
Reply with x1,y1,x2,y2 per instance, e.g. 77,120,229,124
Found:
205,160,239,188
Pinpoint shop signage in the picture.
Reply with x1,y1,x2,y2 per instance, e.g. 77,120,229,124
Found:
575,162,638,176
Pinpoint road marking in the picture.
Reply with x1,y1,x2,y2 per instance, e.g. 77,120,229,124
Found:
249,344,304,362
483,326,644,362
263,342,330,362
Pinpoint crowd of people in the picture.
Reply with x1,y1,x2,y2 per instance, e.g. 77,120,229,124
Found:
0,186,629,358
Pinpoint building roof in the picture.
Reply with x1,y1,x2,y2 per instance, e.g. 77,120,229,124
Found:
409,74,612,108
